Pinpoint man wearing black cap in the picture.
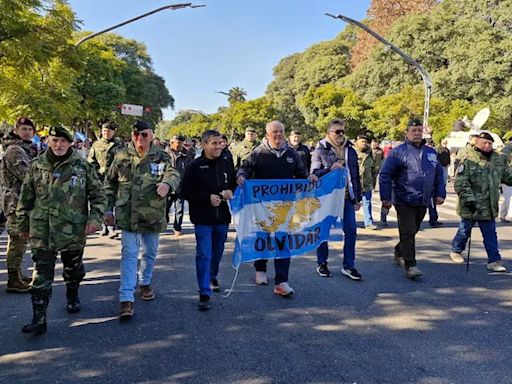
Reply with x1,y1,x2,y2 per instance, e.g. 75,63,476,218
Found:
450,131,512,271
0,117,38,293
88,122,124,237
16,126,105,335
232,126,258,170
288,130,311,172
166,134,193,236
380,118,446,279
104,120,180,320
355,134,378,230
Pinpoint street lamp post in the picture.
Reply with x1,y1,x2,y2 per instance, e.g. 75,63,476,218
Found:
325,13,433,128
75,3,205,47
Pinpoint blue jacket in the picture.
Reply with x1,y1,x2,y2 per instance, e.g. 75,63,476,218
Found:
310,138,362,203
379,140,446,207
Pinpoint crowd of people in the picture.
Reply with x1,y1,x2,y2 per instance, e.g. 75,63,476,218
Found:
0,115,511,336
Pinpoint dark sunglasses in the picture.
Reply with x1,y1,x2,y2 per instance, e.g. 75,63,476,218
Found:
133,132,149,138
331,129,345,135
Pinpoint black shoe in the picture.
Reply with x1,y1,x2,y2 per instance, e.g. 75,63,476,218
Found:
210,278,221,293
198,294,210,311
66,285,81,314
430,221,443,227
316,263,331,277
341,267,362,281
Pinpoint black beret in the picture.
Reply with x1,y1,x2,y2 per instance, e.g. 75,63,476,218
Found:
49,126,73,143
102,122,117,130
407,118,423,128
132,120,152,132
245,126,256,133
171,135,185,141
478,131,494,142
16,117,35,129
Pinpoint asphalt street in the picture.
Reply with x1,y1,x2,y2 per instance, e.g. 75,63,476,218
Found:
0,185,511,384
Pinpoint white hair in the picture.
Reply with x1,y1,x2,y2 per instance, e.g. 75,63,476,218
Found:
265,121,285,133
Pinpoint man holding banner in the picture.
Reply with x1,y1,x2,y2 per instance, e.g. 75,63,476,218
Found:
237,121,316,297
310,118,363,280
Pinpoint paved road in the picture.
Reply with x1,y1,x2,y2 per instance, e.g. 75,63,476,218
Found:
1,185,511,384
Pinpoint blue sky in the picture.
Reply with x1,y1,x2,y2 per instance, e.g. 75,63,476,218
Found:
69,1,371,120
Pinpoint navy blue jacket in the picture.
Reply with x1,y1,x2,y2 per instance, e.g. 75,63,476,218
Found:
310,139,362,203
379,140,446,207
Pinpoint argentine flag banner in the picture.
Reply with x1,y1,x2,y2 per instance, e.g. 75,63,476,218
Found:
230,169,346,269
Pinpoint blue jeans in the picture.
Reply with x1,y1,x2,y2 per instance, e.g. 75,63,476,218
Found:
362,191,374,227
195,224,229,296
451,219,501,263
317,199,357,269
119,231,160,302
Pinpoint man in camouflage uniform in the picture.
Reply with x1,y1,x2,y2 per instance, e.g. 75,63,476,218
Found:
449,132,512,271
16,126,105,335
166,135,193,236
104,121,180,320
87,122,125,237
231,126,258,170
355,134,378,230
1,117,38,292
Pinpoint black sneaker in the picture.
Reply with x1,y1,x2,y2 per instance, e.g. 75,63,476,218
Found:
341,267,362,281
210,278,221,292
198,294,210,311
316,263,331,277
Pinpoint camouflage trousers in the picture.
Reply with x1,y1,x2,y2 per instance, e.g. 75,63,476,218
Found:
6,215,28,270
31,248,86,300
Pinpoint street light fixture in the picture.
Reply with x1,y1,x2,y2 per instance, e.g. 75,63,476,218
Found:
325,13,433,128
75,3,206,47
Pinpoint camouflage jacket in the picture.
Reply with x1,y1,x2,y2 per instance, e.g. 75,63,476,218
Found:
232,139,258,169
0,132,38,217
87,137,125,177
104,143,180,233
455,146,512,220
16,150,105,251
372,147,384,174
356,146,375,192
501,142,512,162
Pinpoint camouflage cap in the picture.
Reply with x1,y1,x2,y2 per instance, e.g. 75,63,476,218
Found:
49,126,73,142
132,120,152,132
16,117,35,129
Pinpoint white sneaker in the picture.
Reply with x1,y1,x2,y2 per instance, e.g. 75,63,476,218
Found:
255,271,268,285
487,261,507,272
273,282,294,297
449,252,465,264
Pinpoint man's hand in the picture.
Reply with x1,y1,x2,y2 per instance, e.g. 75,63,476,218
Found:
19,232,29,240
104,212,115,226
307,174,319,183
85,224,100,235
237,176,246,186
210,194,222,207
435,197,445,205
156,183,170,198
330,162,344,171
220,190,234,201
354,202,362,211
382,201,392,209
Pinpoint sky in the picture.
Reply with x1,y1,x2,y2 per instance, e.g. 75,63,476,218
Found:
69,1,371,120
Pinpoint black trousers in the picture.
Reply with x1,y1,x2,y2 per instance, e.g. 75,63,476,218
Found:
166,194,185,231
394,205,426,268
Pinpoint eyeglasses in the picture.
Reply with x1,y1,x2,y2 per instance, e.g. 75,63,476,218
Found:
133,132,149,138
331,129,345,135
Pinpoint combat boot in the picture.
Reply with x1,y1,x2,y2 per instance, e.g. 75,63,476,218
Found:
22,296,48,335
6,269,30,293
66,284,81,314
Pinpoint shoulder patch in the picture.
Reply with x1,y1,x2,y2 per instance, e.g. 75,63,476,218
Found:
457,164,464,174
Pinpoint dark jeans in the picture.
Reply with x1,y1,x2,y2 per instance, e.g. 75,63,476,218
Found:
167,194,185,231
428,203,438,225
254,259,290,285
394,205,426,268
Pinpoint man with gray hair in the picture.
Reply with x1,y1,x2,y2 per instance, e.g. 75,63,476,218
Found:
237,121,317,297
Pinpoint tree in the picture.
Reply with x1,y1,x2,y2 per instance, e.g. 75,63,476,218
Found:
218,86,248,106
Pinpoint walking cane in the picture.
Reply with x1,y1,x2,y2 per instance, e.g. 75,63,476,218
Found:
466,227,472,272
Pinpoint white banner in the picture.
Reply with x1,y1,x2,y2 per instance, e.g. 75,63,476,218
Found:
121,104,143,117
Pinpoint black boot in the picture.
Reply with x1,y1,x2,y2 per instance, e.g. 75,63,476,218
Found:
6,268,30,293
66,284,81,314
22,296,48,335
